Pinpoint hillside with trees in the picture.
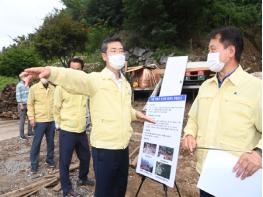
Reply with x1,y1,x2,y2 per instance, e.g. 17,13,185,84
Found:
0,0,261,78
0,2,261,196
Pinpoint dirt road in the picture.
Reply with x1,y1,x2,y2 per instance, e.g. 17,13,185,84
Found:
0,119,20,141
0,101,199,196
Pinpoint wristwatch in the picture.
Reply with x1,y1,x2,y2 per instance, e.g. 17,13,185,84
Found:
253,147,262,157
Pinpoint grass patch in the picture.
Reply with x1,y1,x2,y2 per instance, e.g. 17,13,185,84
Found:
0,75,18,92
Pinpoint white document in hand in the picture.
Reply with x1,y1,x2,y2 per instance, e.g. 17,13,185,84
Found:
197,150,262,197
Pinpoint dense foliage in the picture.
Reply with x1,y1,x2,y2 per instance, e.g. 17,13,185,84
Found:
33,12,88,66
0,0,261,76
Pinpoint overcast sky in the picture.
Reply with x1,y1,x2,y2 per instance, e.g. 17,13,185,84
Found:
0,0,65,49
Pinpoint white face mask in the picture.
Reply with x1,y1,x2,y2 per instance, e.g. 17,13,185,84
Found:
207,52,225,72
40,78,49,85
108,54,125,70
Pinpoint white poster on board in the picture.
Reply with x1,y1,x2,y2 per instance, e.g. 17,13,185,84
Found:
136,95,186,187
159,56,188,96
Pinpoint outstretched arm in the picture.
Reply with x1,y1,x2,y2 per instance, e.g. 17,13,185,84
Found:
21,66,97,96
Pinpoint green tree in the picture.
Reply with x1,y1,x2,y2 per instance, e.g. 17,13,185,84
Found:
85,0,123,27
62,0,123,27
61,0,88,23
86,25,115,52
207,0,261,51
123,0,168,47
33,12,88,66
61,0,261,51
123,0,261,48
123,0,210,48
0,45,41,77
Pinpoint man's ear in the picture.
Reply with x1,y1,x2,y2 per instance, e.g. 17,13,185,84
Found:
102,53,107,62
228,45,236,58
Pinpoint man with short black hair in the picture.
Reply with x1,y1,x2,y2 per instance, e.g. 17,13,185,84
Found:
54,57,94,197
67,57,85,70
183,26,262,197
21,37,155,197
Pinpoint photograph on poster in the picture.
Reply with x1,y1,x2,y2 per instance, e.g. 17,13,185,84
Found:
157,145,174,161
140,157,154,173
143,142,157,156
155,161,171,179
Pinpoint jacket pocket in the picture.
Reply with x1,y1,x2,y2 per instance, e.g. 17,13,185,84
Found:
223,96,253,119
198,91,215,111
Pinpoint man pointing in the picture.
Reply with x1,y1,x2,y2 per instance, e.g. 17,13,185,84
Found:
21,37,155,197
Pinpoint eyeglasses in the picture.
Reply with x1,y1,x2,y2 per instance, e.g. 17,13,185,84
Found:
107,49,124,54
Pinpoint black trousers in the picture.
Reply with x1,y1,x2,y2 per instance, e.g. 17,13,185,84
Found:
200,189,215,197
59,130,91,196
92,147,129,197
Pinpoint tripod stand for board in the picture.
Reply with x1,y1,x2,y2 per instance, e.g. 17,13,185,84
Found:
135,175,181,197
